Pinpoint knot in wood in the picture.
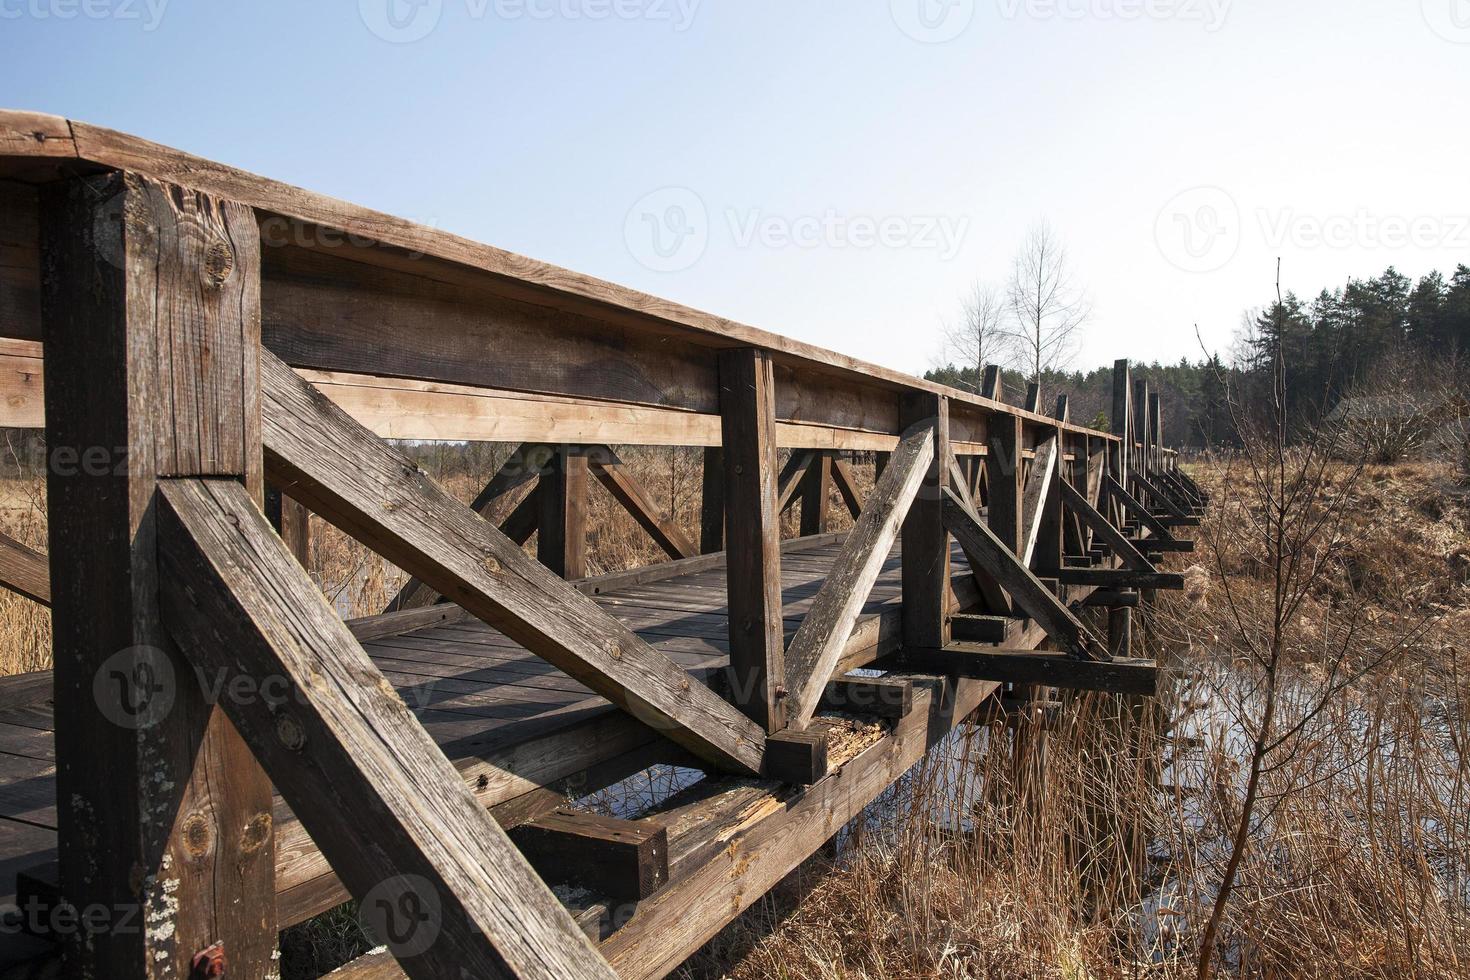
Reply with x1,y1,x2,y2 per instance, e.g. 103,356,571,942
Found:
240,812,272,854
608,642,622,661
483,555,502,575
181,811,213,859
274,712,307,752
201,238,234,288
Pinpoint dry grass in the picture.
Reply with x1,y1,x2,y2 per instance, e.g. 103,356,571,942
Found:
676,460,1470,980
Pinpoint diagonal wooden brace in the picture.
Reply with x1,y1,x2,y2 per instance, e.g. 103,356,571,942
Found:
941,487,1106,660
1104,473,1177,542
782,422,935,730
157,479,617,980
1058,479,1157,572
260,351,766,775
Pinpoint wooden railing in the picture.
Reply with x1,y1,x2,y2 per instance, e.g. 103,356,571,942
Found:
0,109,1205,979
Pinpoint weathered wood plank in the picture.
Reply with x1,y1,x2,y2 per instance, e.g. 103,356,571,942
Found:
699,447,724,553
1019,435,1058,566
156,478,615,979
1057,478,1155,572
941,488,1104,659
892,646,1159,696
763,729,828,784
1104,474,1177,542
539,446,589,579
798,452,833,536
510,808,669,901
783,422,934,730
39,172,276,978
261,350,766,774
592,449,697,561
0,531,48,607
829,456,865,518
899,393,950,649
718,349,787,733
820,676,913,719
1056,568,1185,590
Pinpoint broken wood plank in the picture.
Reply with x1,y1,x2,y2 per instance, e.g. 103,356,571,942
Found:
261,350,766,775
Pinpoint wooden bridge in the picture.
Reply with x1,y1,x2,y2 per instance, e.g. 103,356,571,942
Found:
0,110,1203,979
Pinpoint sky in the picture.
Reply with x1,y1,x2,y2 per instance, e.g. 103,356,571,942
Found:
2,0,1467,378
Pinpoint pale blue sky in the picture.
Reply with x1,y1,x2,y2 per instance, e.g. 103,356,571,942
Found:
3,0,1467,376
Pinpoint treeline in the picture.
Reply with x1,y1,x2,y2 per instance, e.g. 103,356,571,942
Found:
925,265,1470,448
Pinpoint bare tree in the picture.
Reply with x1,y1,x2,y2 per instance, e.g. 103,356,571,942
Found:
1006,221,1090,382
939,282,1010,392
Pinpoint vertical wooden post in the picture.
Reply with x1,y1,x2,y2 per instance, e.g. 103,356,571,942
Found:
1149,393,1164,473
539,445,588,578
1024,382,1042,414
1110,360,1132,524
899,392,950,649
799,452,832,536
700,447,724,553
41,172,276,977
1133,379,1151,485
265,486,311,566
1109,606,1133,658
719,349,786,732
988,415,1024,556
981,364,1004,401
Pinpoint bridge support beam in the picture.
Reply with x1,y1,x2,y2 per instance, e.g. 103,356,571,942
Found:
40,172,278,977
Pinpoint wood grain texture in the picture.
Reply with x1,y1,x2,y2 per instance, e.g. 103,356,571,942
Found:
591,450,697,561
538,446,588,579
156,479,615,980
783,423,933,730
718,349,786,733
39,171,276,979
261,351,765,773
0,530,48,606
1019,435,1057,567
898,393,950,649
